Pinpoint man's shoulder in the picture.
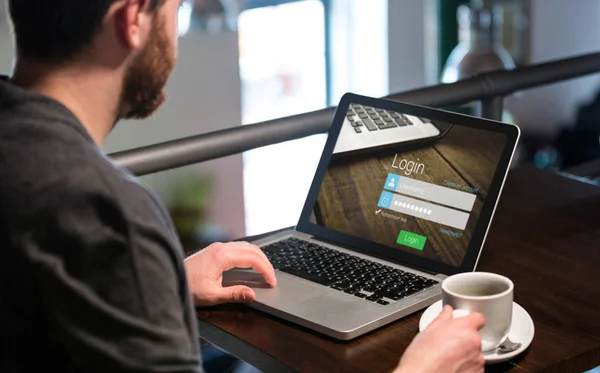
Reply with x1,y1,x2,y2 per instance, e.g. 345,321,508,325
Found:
0,99,96,178
0,86,179,249
0,115,161,227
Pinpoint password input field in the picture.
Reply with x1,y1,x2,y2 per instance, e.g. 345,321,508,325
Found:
384,173,476,211
378,191,470,230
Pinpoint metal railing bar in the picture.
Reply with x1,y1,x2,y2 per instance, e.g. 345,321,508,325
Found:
481,97,504,121
110,52,600,176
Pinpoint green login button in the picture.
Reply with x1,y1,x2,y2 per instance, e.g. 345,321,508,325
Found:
397,230,427,250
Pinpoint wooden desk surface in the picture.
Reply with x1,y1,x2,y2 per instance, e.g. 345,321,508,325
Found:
197,166,600,373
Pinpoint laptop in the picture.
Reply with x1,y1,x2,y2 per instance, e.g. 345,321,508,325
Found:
223,92,520,340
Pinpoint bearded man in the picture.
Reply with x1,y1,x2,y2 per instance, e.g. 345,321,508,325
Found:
0,1,485,372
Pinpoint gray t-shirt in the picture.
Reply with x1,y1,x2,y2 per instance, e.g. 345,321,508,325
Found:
0,77,202,372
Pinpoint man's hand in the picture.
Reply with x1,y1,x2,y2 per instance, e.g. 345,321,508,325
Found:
394,306,486,373
184,242,277,307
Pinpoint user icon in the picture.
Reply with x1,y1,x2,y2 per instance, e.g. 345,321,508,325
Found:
388,177,396,188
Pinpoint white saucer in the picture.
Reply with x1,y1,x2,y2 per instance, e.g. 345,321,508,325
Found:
419,300,534,364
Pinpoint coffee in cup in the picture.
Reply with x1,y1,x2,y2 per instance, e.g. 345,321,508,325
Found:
442,272,513,352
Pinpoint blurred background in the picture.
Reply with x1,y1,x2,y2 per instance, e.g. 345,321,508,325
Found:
2,0,600,254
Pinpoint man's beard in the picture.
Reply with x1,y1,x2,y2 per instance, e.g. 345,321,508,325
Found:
118,19,175,120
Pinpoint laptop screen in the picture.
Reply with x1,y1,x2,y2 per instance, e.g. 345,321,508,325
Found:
306,100,509,268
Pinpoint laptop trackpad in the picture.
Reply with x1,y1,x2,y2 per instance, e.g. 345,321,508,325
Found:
296,295,362,315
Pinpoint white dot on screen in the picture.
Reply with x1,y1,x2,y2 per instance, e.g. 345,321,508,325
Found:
411,205,415,210
394,201,398,206
402,203,407,208
428,210,432,215
418,207,423,213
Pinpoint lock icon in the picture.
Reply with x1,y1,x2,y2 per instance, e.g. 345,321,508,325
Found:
379,192,393,208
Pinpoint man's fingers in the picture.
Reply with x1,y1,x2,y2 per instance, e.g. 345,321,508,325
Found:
217,285,256,304
224,242,273,274
229,241,251,247
426,305,453,331
246,244,272,269
231,244,274,278
462,312,486,330
222,247,277,286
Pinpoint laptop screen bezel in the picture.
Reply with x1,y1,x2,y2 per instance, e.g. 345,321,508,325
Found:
296,92,520,276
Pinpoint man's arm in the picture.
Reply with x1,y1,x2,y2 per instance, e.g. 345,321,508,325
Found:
19,175,201,372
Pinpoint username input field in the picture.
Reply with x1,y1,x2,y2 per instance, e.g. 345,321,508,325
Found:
384,173,476,211
377,191,470,230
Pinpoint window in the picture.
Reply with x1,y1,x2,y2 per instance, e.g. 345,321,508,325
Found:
239,0,328,235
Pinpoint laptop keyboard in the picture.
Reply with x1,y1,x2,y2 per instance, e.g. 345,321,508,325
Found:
261,237,439,306
346,104,429,134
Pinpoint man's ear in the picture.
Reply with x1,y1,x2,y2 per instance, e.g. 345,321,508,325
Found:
114,0,154,50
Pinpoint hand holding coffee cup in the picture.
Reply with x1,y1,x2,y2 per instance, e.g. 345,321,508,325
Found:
442,272,514,352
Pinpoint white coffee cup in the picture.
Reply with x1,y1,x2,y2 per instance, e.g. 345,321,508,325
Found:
442,272,513,352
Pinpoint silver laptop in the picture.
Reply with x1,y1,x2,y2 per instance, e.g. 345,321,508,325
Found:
224,92,520,340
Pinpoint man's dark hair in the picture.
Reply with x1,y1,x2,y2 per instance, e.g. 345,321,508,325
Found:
8,0,164,61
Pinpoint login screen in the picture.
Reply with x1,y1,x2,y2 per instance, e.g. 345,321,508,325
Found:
309,103,508,267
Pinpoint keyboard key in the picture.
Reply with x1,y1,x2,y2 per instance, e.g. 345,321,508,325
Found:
271,262,287,270
378,123,397,130
366,294,382,302
333,280,351,289
383,117,393,122
402,288,421,297
374,119,384,126
362,118,378,131
354,127,362,134
280,267,336,286
374,289,403,301
351,121,359,127
354,293,367,299
262,244,284,254
377,299,390,305
358,113,368,119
